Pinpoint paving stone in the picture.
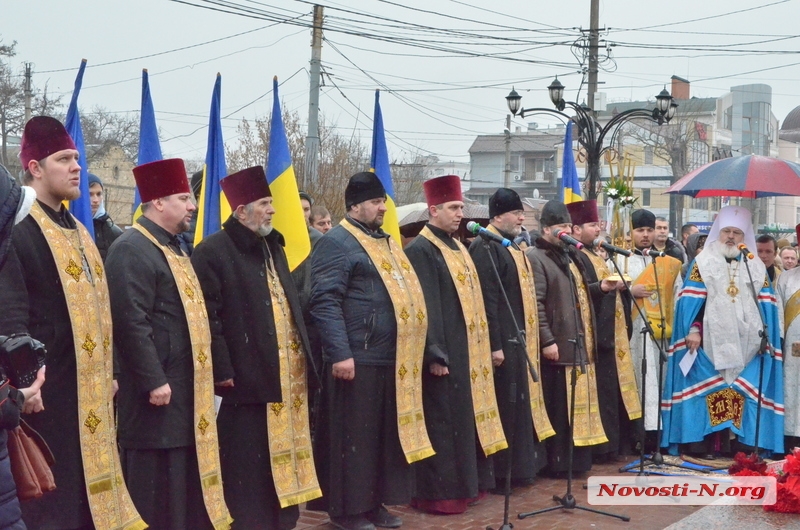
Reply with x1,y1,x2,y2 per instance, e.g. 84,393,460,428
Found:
666,504,800,530
296,456,706,529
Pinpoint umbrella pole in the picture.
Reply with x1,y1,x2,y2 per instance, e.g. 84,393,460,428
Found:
741,252,773,458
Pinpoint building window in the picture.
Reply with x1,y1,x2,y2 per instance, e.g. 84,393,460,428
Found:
724,106,732,130
113,166,120,180
510,155,521,172
641,188,650,207
525,157,550,182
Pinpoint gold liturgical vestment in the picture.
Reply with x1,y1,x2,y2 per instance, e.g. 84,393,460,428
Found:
133,225,232,530
419,226,507,456
263,259,322,507
631,255,682,340
565,261,608,446
580,248,642,420
29,202,145,530
487,225,555,442
341,221,435,463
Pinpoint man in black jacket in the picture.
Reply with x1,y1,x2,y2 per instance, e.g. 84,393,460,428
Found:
405,175,506,514
192,166,321,530
87,173,123,260
106,158,230,529
0,164,46,530
567,200,639,462
655,216,686,263
10,116,144,530
526,200,608,476
468,188,550,490
309,172,433,530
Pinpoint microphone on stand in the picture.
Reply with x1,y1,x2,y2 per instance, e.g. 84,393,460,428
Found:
556,231,584,250
466,221,514,248
738,243,755,260
593,238,632,257
642,248,666,258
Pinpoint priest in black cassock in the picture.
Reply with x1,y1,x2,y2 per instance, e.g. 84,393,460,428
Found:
192,166,321,529
468,188,551,491
527,200,608,476
7,116,143,530
567,200,640,462
405,175,507,514
309,172,433,530
106,158,231,529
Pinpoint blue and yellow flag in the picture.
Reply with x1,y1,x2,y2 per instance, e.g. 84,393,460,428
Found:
267,76,310,271
133,69,163,220
193,74,230,246
370,90,401,244
64,59,94,238
561,121,582,204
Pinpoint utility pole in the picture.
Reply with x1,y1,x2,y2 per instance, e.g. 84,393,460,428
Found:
587,0,600,113
503,114,512,188
24,63,32,124
304,5,323,190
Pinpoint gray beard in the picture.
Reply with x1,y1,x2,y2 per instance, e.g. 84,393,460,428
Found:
257,225,273,237
716,240,741,260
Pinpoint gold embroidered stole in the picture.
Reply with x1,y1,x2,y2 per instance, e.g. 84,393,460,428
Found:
30,203,145,530
631,255,681,340
565,261,608,446
486,225,555,441
132,225,231,530
785,288,800,335
419,227,507,456
340,220,434,463
263,262,322,507
580,249,642,421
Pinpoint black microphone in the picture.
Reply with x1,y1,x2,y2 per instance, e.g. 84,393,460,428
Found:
556,230,584,250
593,238,631,257
738,243,755,260
466,221,514,248
642,248,666,258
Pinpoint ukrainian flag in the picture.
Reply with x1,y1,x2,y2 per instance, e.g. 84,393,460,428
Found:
193,74,230,245
133,69,163,220
370,90,401,245
267,76,310,271
561,121,582,204
64,59,94,238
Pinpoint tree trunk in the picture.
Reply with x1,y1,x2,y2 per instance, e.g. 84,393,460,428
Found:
1,118,7,169
669,158,687,235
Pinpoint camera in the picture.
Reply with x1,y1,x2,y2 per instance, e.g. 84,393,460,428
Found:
0,334,46,388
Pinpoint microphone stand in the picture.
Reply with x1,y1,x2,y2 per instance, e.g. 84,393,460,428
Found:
606,251,684,475
740,252,773,458
518,245,629,523
480,238,539,530
651,255,669,465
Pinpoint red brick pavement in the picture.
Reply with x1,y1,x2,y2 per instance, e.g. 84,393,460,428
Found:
295,456,702,529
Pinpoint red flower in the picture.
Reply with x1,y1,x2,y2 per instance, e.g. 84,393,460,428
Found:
731,469,763,477
784,453,800,476
728,451,768,475
765,483,800,513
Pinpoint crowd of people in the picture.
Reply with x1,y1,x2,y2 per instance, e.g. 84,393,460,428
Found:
2,115,800,530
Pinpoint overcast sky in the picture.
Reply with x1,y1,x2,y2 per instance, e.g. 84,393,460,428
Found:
4,0,799,166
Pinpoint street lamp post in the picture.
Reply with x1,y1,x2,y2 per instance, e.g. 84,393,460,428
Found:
505,78,677,200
